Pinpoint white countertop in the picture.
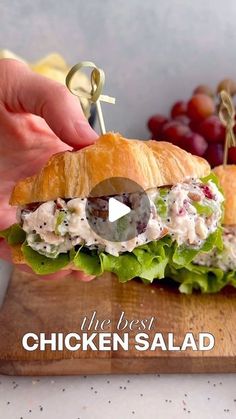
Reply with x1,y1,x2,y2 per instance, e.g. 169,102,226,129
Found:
0,373,236,419
0,260,235,419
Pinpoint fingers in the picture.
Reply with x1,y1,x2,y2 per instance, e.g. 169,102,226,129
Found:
13,264,71,280
71,271,96,282
0,240,12,262
38,270,72,281
16,267,95,281
0,59,98,149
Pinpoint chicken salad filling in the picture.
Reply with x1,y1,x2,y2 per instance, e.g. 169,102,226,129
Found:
194,225,236,272
18,177,224,258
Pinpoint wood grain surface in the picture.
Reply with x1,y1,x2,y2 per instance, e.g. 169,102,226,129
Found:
0,269,235,375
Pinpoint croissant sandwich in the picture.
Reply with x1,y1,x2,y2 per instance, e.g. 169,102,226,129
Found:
168,165,236,293
0,133,224,288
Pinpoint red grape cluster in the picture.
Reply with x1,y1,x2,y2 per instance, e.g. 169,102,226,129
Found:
147,79,236,167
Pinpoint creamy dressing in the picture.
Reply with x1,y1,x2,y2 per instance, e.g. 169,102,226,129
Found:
166,180,222,246
194,226,236,271
20,178,224,258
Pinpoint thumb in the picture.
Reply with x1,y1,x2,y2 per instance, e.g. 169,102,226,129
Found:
1,59,98,148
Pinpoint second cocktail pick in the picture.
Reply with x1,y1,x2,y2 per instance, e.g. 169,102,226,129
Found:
218,90,236,166
66,61,116,135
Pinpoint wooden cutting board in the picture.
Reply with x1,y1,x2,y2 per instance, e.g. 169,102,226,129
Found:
0,269,235,375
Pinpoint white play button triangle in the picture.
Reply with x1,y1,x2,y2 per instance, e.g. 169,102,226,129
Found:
86,177,151,242
108,197,131,222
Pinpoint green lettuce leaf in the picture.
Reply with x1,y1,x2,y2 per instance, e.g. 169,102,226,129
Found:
171,227,223,267
167,226,226,293
102,236,172,282
72,237,172,283
100,252,142,282
201,172,222,190
22,242,70,275
225,270,236,288
167,263,236,294
0,224,26,245
73,247,103,276
133,236,172,282
0,222,171,280
72,245,142,281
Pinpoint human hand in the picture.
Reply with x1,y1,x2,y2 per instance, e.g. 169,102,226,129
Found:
0,58,98,280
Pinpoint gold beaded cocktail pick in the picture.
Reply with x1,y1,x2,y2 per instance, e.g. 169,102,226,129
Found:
66,61,115,135
218,90,236,166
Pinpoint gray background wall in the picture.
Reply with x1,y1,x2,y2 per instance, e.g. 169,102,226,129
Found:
1,0,236,138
